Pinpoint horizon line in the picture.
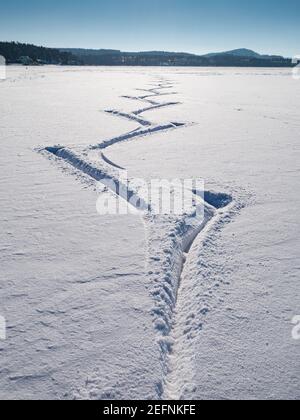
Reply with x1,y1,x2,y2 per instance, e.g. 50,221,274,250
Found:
0,40,290,59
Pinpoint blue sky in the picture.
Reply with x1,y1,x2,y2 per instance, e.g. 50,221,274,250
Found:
0,0,299,56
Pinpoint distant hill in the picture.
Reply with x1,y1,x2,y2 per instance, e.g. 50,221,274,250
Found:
204,48,262,58
60,48,196,57
60,47,292,67
0,42,293,67
59,48,198,65
204,48,286,61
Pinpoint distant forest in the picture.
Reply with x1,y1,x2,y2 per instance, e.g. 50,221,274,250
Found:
61,48,293,67
0,41,294,67
0,42,80,65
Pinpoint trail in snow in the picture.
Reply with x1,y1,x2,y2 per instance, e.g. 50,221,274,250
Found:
92,122,186,151
162,198,235,400
121,96,159,105
40,78,237,400
44,146,150,212
100,152,126,170
104,109,152,127
123,91,178,102
133,102,180,116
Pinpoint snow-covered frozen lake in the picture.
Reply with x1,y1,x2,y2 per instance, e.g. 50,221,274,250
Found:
0,66,299,400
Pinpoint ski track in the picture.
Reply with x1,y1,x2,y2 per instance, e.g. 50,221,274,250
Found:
104,109,152,127
100,152,126,170
159,199,236,400
39,78,237,400
133,102,180,116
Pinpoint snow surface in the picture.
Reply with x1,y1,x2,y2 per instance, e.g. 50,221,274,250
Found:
0,66,299,400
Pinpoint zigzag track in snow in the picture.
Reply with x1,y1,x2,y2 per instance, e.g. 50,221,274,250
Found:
39,78,237,400
42,79,186,212
93,84,185,152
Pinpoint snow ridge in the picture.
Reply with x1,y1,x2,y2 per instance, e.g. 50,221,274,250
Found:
162,200,235,400
145,193,234,399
